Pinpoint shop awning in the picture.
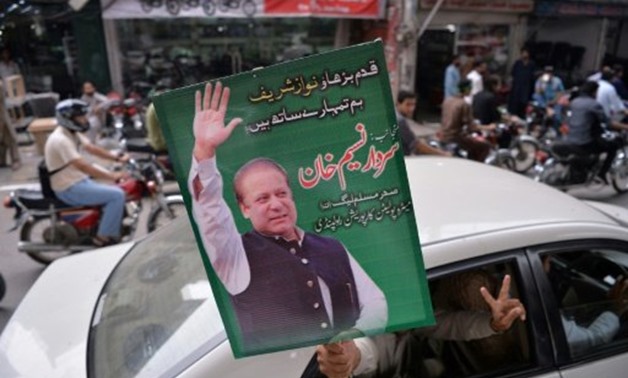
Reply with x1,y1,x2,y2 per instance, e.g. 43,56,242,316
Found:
101,0,386,19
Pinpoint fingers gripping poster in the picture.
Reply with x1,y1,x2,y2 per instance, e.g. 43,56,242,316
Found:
154,41,434,357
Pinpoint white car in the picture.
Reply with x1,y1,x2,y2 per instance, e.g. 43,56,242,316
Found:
2,157,628,378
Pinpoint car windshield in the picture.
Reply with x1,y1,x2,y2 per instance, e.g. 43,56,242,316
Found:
88,218,226,378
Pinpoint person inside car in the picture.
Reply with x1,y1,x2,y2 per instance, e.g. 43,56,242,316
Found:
543,254,628,356
316,274,526,378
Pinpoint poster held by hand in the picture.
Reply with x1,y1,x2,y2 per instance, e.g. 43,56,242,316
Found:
154,40,434,357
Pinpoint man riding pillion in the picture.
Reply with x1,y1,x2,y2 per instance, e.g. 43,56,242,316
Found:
44,99,130,247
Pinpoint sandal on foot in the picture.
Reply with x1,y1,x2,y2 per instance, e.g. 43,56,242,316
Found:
92,236,118,247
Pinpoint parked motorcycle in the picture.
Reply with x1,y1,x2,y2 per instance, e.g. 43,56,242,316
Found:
534,131,628,193
202,0,256,16
101,93,146,148
3,159,185,265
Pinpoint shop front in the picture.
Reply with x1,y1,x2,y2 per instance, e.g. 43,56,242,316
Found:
530,0,628,86
100,0,388,95
414,0,534,112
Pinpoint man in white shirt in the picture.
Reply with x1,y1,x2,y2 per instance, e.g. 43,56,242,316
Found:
80,81,110,142
188,82,387,353
466,60,487,104
596,67,628,122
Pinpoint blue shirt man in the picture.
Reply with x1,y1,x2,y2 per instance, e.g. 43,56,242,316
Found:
444,55,461,99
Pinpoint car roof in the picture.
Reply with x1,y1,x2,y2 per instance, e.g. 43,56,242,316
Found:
406,157,615,247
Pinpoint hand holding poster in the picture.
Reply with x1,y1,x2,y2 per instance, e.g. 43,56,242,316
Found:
154,41,434,357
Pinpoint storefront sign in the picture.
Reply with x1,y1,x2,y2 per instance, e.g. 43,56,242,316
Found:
535,1,628,18
153,41,434,357
419,0,534,13
265,0,384,18
101,0,385,19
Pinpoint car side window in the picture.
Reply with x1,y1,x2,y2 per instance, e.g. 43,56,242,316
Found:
416,261,533,378
542,249,628,359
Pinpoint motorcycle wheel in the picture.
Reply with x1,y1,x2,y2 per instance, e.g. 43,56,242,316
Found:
611,151,628,193
511,140,538,173
492,151,516,171
166,0,181,15
242,0,256,16
146,197,186,233
0,273,5,301
202,0,216,15
20,217,75,265
535,162,565,188
140,0,154,13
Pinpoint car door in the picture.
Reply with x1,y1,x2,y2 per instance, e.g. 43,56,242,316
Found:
528,240,628,378
295,249,561,378
421,250,561,378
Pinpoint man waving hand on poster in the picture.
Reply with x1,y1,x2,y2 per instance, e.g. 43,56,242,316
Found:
188,81,388,353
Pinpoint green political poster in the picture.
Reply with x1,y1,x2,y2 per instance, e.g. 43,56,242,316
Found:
154,40,434,357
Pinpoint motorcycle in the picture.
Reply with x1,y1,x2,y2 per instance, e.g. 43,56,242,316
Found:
534,131,628,193
122,138,176,182
429,127,517,171
3,158,185,265
491,117,541,174
101,93,146,148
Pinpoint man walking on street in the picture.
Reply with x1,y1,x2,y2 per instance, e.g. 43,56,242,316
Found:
508,47,536,118
396,91,449,157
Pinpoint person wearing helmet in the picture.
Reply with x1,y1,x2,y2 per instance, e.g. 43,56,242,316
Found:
44,99,130,246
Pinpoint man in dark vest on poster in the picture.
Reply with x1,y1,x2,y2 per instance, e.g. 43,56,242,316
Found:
188,82,388,353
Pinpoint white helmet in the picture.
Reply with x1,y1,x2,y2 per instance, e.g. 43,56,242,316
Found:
56,99,89,132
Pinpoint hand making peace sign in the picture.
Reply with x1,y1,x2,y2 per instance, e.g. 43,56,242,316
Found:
480,274,527,332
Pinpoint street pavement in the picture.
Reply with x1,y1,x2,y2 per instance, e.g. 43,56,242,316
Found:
0,143,47,334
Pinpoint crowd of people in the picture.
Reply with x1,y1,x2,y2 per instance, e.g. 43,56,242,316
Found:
401,47,628,169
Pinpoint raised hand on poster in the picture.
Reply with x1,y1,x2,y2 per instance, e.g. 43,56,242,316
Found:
193,82,242,161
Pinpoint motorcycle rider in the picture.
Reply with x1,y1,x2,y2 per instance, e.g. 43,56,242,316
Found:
44,99,129,247
534,66,565,134
473,76,511,149
440,79,495,162
564,81,623,184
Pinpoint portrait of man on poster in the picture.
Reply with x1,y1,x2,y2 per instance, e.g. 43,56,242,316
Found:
188,82,388,352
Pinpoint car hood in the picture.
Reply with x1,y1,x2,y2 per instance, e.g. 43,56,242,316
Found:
0,242,134,378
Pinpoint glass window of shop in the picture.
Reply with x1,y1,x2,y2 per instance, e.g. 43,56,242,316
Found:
456,24,511,79
114,18,337,94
